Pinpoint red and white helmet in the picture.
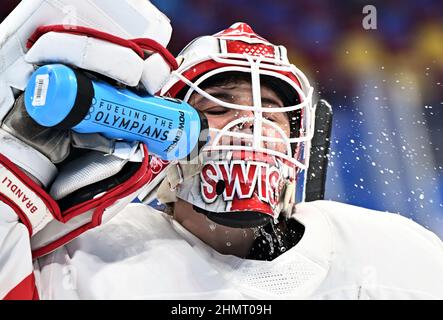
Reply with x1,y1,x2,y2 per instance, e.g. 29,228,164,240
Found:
159,22,315,228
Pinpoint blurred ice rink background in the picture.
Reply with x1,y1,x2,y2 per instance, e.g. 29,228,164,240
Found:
2,0,442,237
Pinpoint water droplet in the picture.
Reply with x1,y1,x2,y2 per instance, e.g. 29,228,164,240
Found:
252,227,261,238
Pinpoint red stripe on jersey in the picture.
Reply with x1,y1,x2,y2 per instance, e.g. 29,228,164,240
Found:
3,273,38,300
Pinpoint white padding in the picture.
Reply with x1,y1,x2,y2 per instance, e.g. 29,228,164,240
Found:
25,32,144,87
49,151,127,200
141,52,172,94
0,0,173,111
0,201,35,299
0,129,57,188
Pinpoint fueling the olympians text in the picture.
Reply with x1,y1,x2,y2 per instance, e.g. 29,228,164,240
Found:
92,98,174,141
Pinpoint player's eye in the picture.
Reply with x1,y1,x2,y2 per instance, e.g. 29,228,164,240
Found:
264,112,287,124
204,107,229,115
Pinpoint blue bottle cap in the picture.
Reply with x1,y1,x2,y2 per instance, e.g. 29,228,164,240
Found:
24,64,94,129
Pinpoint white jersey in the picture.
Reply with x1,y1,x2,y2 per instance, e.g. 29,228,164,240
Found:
31,200,443,299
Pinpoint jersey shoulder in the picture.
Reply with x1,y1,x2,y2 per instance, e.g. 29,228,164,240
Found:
300,200,442,248
294,200,443,299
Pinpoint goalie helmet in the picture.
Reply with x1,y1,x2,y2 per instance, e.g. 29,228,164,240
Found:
160,22,315,228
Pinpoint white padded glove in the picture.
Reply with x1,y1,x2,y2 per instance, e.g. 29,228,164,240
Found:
0,0,175,258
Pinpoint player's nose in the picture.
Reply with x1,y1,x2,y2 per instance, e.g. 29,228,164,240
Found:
235,109,254,130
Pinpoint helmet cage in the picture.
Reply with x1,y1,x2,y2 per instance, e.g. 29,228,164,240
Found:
161,24,316,218
164,37,315,172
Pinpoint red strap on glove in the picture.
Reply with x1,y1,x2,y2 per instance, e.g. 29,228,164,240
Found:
27,25,178,71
